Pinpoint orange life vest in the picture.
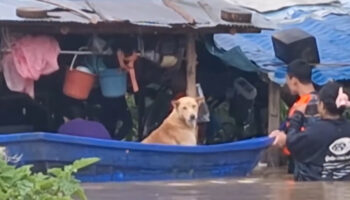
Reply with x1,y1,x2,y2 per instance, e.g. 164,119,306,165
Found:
283,94,314,155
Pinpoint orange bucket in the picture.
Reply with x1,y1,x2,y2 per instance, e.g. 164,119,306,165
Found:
63,69,95,100
63,52,96,100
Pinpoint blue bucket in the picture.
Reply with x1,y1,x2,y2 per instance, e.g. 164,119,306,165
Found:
99,69,127,97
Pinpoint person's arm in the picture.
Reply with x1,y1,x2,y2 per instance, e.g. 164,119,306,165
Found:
286,120,323,162
279,110,304,156
287,110,304,135
270,110,323,162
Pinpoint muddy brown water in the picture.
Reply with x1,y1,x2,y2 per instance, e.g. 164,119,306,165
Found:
83,168,350,200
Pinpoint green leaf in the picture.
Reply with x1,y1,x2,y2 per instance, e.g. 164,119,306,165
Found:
47,168,63,177
74,188,88,200
72,158,100,171
0,157,99,200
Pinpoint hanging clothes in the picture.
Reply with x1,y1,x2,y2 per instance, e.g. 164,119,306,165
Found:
1,35,60,98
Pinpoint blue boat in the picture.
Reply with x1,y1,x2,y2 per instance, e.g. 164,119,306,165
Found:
0,133,272,182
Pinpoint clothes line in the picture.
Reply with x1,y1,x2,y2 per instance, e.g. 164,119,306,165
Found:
0,49,113,56
59,50,112,55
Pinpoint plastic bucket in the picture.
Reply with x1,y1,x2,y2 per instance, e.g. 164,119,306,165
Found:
63,69,96,100
99,69,127,98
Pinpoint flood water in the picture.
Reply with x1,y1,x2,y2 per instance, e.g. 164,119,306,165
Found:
83,168,350,200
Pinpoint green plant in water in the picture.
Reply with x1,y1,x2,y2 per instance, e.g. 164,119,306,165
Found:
125,94,139,141
280,100,289,121
0,147,99,200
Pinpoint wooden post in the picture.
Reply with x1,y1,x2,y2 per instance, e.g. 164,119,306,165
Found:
186,34,197,97
268,81,281,133
264,81,284,167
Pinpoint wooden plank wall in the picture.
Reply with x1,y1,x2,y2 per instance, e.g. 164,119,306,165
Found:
264,81,285,167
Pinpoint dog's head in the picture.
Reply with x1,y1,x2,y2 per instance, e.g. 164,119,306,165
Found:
172,96,204,128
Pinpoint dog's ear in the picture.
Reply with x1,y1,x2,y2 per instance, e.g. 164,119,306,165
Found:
172,100,180,109
195,97,205,105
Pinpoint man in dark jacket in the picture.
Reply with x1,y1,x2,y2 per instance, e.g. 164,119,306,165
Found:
273,59,319,173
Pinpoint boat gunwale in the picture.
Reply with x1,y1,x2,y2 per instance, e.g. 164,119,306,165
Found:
0,132,273,153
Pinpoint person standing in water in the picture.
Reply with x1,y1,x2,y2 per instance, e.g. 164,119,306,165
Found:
270,82,350,181
276,59,319,172
285,59,318,116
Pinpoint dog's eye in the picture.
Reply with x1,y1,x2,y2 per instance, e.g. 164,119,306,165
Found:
183,107,187,110
192,105,196,108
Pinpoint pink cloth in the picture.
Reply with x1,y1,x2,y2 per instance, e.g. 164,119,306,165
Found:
1,35,60,98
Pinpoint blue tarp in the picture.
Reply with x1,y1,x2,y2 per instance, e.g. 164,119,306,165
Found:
204,37,259,72
212,9,350,85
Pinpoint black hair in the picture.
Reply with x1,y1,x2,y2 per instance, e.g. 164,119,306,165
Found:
287,59,313,84
110,37,137,56
63,102,86,120
319,82,346,116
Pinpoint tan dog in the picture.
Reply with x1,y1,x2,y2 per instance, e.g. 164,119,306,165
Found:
142,96,204,145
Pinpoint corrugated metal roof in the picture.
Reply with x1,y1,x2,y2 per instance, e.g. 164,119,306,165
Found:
213,12,350,85
225,0,338,13
85,0,189,26
0,0,94,23
0,0,275,30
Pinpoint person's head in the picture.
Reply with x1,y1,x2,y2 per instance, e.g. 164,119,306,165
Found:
286,59,313,95
318,82,347,118
62,103,86,122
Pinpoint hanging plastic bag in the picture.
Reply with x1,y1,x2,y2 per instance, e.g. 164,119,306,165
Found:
196,84,210,123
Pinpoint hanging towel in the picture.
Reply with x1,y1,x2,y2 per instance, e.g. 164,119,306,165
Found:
1,35,60,98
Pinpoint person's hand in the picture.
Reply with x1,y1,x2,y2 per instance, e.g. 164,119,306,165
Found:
117,50,129,71
336,87,350,108
269,130,287,148
124,52,140,68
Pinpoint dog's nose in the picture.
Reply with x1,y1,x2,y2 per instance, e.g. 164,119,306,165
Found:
190,114,196,120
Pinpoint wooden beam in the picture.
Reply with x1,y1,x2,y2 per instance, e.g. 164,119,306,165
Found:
163,0,196,24
0,21,261,35
36,0,98,24
186,34,197,97
263,81,284,167
198,0,220,23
